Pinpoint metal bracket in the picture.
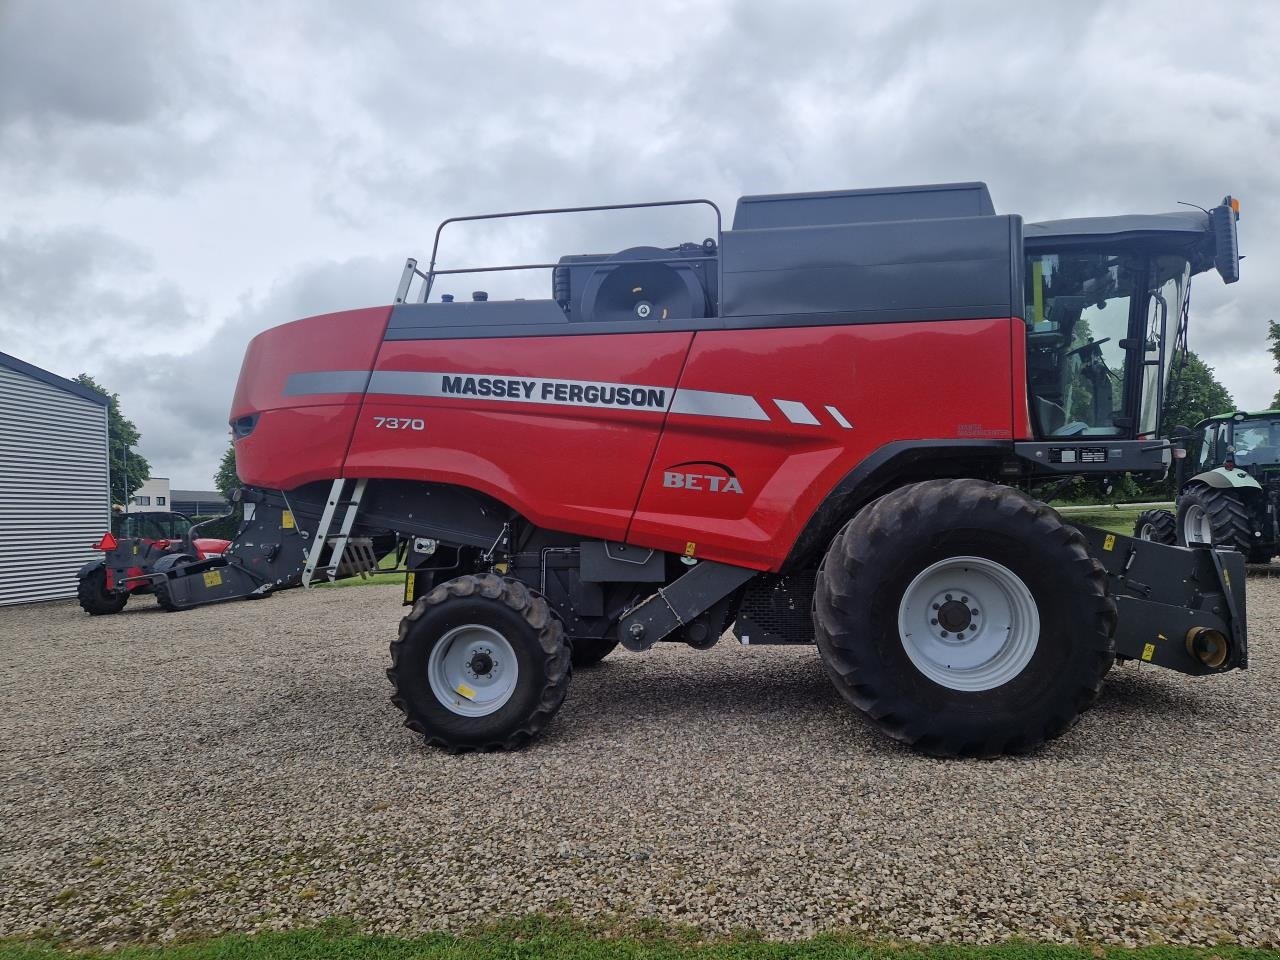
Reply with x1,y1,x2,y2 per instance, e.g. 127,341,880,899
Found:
616,560,757,652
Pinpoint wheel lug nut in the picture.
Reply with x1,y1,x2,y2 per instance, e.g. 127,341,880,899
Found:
970,609,979,617
932,603,940,610
931,618,938,625
940,631,949,638
945,594,953,601
961,596,968,603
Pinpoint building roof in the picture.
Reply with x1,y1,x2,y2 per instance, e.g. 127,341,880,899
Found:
171,489,227,500
0,351,109,406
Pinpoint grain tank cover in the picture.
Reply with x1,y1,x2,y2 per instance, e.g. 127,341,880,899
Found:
731,182,996,229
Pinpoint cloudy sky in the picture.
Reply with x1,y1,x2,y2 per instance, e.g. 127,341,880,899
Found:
2,0,1277,487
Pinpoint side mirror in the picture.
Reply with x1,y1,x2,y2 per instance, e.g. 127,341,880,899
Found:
1211,196,1241,284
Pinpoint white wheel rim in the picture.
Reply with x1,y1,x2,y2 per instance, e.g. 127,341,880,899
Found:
897,556,1040,692
1138,522,1154,540
1183,504,1212,545
427,624,518,717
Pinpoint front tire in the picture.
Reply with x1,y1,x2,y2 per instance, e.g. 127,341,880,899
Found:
152,554,195,612
388,574,571,752
813,479,1116,758
77,565,128,615
1133,508,1177,544
1176,486,1253,553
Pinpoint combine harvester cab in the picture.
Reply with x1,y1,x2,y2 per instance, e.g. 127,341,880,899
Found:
150,184,1246,757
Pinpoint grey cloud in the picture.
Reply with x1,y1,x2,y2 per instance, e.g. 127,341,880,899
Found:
0,0,242,190
0,226,202,358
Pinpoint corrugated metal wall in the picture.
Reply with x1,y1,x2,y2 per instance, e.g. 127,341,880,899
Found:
0,365,109,604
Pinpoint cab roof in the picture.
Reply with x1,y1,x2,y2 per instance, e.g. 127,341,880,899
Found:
1201,409,1280,424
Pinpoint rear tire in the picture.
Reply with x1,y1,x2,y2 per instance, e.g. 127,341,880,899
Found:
813,479,1116,758
388,574,571,752
1133,509,1177,544
77,565,128,615
1176,486,1253,553
569,636,618,668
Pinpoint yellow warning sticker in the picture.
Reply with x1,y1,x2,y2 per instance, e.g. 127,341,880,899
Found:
403,572,415,604
455,683,476,700
1223,569,1232,589
684,541,697,557
203,570,223,588
1103,534,1116,552
1141,642,1155,662
281,510,295,529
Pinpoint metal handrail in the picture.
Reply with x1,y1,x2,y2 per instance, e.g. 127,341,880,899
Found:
402,197,724,308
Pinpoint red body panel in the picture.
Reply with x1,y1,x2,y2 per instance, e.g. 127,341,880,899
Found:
232,310,1030,570
630,319,1017,569
345,333,693,540
233,307,391,489
193,538,232,559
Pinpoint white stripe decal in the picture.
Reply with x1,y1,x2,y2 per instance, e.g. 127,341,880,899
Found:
773,398,820,426
825,404,853,429
289,370,857,428
670,389,770,421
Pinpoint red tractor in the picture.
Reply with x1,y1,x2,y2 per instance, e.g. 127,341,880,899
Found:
76,511,231,614
133,182,1247,757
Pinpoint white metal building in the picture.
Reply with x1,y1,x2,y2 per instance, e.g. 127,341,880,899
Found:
0,351,110,605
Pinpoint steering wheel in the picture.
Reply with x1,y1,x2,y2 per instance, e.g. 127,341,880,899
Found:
1066,336,1111,358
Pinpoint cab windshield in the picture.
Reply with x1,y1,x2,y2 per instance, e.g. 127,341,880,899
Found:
1024,252,1189,438
1232,420,1280,467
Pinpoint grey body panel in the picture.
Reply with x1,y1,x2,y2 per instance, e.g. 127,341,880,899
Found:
718,214,1023,319
732,182,995,229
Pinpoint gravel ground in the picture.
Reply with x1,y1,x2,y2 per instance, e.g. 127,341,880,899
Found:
1,582,1278,948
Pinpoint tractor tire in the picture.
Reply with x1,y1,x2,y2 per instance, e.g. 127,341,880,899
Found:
77,565,128,616
813,478,1116,758
569,636,618,668
1133,509,1177,544
152,554,195,612
388,574,571,752
1176,486,1253,553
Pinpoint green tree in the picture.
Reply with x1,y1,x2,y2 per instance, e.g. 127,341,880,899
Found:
1162,350,1234,433
75,373,150,506
214,442,239,500
1268,319,1280,409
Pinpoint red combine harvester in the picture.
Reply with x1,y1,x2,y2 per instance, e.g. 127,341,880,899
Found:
123,182,1247,756
77,511,231,614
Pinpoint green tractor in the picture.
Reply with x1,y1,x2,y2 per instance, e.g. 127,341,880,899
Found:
1135,409,1280,563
